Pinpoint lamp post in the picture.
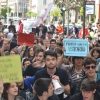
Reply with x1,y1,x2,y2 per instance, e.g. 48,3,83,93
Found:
7,0,9,25
83,0,86,39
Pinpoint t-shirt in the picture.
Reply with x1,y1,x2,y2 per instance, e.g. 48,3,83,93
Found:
33,67,69,100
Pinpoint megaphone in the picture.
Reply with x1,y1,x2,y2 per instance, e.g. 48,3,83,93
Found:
52,79,64,95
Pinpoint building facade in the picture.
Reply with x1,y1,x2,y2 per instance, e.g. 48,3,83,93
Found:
0,0,7,13
31,0,53,13
8,0,29,17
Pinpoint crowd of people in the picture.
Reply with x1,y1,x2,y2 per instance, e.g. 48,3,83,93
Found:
0,19,100,100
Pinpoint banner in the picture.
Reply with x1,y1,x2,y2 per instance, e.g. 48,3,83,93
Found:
0,55,23,83
63,39,89,56
33,2,53,27
18,33,34,46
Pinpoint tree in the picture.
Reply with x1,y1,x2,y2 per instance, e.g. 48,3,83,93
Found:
1,6,12,19
50,8,61,17
54,0,84,22
26,12,38,17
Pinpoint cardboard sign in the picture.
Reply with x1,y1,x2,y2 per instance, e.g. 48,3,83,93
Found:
63,39,89,57
0,55,23,83
18,33,34,46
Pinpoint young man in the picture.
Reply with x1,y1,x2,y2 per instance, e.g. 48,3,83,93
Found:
31,78,60,100
76,57,100,93
69,78,100,100
49,39,57,50
25,48,45,77
17,77,34,100
33,50,70,100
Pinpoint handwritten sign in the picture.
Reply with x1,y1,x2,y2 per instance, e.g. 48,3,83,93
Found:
63,39,89,56
0,55,23,83
18,33,34,46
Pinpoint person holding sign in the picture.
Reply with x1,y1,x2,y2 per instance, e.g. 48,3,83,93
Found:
0,81,25,100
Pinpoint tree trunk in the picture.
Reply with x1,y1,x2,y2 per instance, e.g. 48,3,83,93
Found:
75,9,78,23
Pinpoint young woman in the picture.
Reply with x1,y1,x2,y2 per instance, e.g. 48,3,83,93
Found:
2,82,25,100
90,47,100,67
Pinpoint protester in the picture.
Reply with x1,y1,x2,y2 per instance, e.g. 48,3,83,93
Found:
2,82,25,100
8,20,16,33
17,20,23,33
70,23,78,37
33,50,70,100
69,78,100,100
0,22,4,32
31,78,60,100
25,48,45,77
17,77,34,100
78,23,89,38
76,57,100,93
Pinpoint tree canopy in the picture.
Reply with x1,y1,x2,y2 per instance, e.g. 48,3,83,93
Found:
50,8,61,17
1,6,12,18
26,12,38,17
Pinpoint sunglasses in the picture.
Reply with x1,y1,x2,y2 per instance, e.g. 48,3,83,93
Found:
85,66,96,69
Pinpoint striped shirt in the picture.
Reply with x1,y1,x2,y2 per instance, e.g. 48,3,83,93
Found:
71,69,85,86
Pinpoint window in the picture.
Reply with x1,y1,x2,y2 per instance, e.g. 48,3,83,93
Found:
43,0,46,5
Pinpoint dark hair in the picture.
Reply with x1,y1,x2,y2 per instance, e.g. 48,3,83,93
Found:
48,31,53,35
90,47,100,59
50,39,56,44
2,83,10,100
33,78,52,96
44,50,57,59
9,28,14,33
2,83,18,100
27,47,34,58
40,35,45,40
23,58,30,66
34,48,44,57
72,56,84,64
57,41,63,47
10,20,14,24
83,57,97,67
80,78,96,91
54,47,63,55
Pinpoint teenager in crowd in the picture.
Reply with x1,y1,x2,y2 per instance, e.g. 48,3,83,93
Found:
69,78,100,100
31,78,60,100
2,82,25,100
25,48,45,77
33,50,70,100
76,57,100,93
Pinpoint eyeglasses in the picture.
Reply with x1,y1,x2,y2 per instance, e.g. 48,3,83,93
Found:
85,66,96,69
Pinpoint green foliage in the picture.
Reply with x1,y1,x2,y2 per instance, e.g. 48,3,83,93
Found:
50,8,61,17
1,6,12,18
26,12,38,17
80,7,84,16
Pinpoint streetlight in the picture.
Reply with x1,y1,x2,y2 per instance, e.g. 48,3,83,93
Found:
7,0,9,25
83,0,86,39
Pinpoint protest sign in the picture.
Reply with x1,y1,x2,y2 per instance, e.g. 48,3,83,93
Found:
0,55,23,83
18,33,34,46
63,39,89,56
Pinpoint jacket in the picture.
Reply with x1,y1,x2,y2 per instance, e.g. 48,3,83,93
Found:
78,28,89,38
31,94,60,100
69,91,100,100
1,96,25,100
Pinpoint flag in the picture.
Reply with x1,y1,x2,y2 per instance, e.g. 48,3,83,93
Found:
33,2,53,27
